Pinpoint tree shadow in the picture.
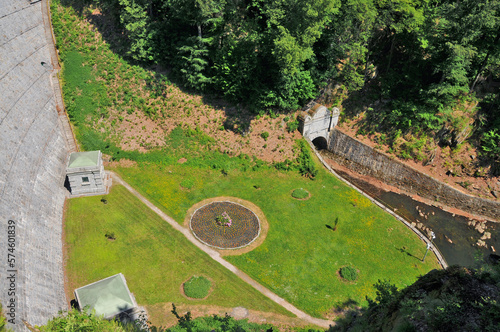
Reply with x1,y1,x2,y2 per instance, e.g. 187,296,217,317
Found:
325,217,339,231
396,246,421,261
58,0,257,133
327,299,364,331
332,299,359,314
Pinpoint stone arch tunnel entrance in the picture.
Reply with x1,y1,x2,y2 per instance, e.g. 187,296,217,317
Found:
299,102,339,147
312,136,328,150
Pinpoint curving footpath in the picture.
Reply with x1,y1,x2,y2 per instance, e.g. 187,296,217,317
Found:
111,172,335,329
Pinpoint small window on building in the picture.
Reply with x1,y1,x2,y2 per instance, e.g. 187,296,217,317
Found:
82,176,90,184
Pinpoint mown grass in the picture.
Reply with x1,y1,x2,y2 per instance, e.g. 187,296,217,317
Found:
112,157,440,318
56,0,441,321
64,185,290,319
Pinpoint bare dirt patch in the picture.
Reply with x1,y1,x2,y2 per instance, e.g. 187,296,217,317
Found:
104,158,137,168
75,6,303,164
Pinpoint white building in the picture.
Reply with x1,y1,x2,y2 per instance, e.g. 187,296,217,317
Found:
66,150,106,195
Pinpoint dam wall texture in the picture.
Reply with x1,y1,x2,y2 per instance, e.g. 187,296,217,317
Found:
0,0,69,329
327,129,500,222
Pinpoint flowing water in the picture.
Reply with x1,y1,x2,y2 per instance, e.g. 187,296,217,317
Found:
377,191,499,267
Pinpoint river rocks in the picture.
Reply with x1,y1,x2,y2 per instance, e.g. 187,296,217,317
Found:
476,240,487,248
481,232,491,240
415,206,429,219
426,229,434,238
475,222,486,234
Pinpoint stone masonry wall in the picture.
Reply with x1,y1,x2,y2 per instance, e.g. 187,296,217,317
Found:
327,129,500,221
0,1,68,330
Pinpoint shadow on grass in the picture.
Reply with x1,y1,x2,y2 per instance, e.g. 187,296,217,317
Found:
397,246,422,261
327,299,363,332
325,217,339,231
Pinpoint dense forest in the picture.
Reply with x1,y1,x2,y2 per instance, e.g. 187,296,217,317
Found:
332,264,500,331
87,0,499,170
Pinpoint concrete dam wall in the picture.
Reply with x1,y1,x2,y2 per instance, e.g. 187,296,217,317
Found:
327,129,500,222
0,0,69,329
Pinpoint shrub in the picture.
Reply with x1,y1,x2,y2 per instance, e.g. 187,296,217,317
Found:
286,119,299,132
292,188,309,199
261,131,269,141
181,178,195,189
482,129,500,162
340,266,358,281
183,276,211,299
39,308,128,331
297,140,318,178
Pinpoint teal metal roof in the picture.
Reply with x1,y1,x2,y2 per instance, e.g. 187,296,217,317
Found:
68,151,100,168
74,273,136,318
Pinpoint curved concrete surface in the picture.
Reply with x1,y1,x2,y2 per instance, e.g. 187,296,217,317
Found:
0,1,69,330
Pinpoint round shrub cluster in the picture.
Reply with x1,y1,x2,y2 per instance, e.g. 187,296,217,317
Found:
340,266,358,281
292,188,309,199
181,178,195,189
183,276,211,299
190,201,260,249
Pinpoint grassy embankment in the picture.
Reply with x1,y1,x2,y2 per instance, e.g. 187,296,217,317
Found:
55,0,440,321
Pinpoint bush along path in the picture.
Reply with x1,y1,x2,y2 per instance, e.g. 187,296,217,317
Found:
110,172,335,329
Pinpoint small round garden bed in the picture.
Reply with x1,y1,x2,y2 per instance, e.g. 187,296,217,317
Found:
182,276,213,300
190,201,261,249
339,266,358,282
291,188,310,200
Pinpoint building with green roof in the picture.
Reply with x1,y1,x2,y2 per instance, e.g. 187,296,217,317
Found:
66,150,107,195
74,273,137,319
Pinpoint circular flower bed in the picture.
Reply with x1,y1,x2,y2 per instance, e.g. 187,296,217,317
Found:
183,276,212,299
190,201,260,249
292,188,310,199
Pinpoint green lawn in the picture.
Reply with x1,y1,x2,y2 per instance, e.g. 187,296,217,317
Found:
112,161,441,318
64,185,290,318
55,0,440,321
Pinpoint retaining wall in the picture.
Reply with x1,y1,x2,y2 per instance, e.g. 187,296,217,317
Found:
327,129,500,222
0,0,68,330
